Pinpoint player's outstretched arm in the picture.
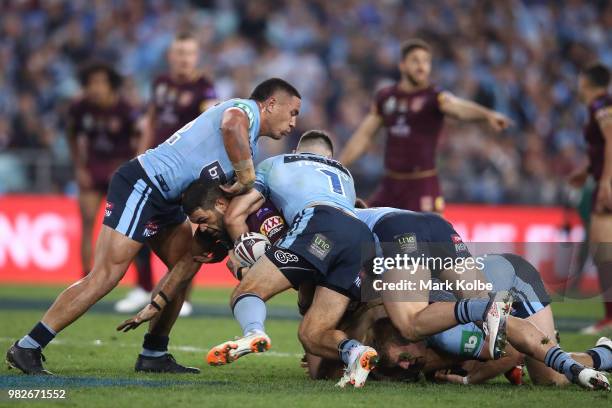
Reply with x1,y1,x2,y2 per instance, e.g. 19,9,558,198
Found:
116,235,217,332
338,104,383,167
220,107,255,196
438,92,513,132
224,189,265,241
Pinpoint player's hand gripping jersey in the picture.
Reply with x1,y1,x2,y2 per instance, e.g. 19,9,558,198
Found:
139,99,261,201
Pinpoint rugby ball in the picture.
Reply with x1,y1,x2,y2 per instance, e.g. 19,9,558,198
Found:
234,232,271,267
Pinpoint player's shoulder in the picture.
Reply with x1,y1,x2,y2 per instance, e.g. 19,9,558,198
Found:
374,83,399,100
68,96,88,113
115,96,134,110
194,73,214,87
153,73,172,85
593,94,612,120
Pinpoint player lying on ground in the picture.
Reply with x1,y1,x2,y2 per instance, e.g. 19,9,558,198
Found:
301,253,611,391
6,78,301,375
353,206,513,359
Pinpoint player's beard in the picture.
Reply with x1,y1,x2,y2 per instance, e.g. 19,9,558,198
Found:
403,71,426,88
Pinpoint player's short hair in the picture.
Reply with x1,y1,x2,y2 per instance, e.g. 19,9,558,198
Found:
181,179,225,214
174,31,197,43
582,63,610,88
366,318,421,382
78,60,122,90
250,78,301,102
400,38,431,59
297,130,334,156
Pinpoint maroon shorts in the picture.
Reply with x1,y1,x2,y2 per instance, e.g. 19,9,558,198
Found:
368,175,444,212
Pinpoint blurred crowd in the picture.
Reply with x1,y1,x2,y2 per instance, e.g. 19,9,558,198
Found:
1,0,611,204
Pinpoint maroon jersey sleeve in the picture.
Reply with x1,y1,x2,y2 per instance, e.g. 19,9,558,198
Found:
246,199,288,245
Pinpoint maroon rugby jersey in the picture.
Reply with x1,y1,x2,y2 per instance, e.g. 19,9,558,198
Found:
67,97,137,187
584,94,612,181
246,199,288,245
374,84,445,173
150,73,216,146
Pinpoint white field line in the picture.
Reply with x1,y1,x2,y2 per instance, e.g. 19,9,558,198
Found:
0,337,301,358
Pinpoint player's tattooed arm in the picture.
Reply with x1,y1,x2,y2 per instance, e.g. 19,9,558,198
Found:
438,92,513,132
595,107,612,212
224,189,265,241
220,107,255,195
338,103,383,167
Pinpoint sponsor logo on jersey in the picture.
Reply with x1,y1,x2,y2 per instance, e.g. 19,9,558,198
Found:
83,114,94,130
143,220,159,238
274,250,298,264
109,117,121,133
410,96,426,112
308,233,332,260
200,161,228,184
394,233,417,253
383,96,397,115
179,91,193,107
104,202,114,217
460,330,483,357
390,116,411,137
451,234,467,253
259,215,285,241
234,102,255,129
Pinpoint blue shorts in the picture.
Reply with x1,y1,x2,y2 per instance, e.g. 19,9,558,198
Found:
372,211,471,275
273,205,375,299
497,253,550,318
103,159,186,243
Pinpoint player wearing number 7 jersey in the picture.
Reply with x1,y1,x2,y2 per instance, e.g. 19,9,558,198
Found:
6,78,301,376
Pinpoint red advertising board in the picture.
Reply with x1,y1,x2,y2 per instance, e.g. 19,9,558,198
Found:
0,196,598,292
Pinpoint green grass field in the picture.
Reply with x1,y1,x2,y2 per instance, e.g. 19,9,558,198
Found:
0,284,610,407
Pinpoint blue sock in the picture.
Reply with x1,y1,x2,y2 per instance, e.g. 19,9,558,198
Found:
232,294,266,336
140,333,168,358
338,339,361,365
454,299,489,324
587,345,612,370
545,345,583,381
18,322,56,349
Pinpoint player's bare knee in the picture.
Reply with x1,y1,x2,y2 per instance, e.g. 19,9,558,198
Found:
297,324,317,353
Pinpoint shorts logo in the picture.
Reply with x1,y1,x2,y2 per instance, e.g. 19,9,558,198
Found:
105,202,114,217
308,234,332,261
451,234,467,253
274,250,298,264
460,330,483,357
143,221,159,238
394,233,417,253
